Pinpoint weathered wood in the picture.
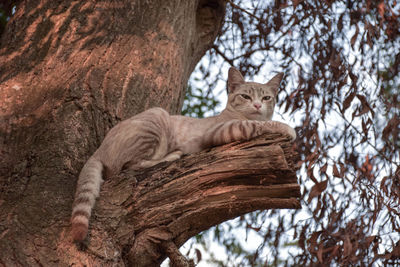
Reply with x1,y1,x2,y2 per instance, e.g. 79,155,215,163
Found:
81,133,300,266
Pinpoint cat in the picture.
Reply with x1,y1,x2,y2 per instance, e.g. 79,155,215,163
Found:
71,67,296,242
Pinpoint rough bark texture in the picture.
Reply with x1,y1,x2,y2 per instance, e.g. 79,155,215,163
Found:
0,0,226,266
92,133,300,266
0,0,300,266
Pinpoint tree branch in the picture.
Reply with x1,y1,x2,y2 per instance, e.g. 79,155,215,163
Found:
85,133,300,266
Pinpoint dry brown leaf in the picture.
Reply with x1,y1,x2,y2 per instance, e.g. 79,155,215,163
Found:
378,1,385,19
333,164,341,178
343,235,352,257
343,92,356,112
351,25,359,48
308,180,328,203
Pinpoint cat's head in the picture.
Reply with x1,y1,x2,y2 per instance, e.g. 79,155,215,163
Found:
226,67,283,121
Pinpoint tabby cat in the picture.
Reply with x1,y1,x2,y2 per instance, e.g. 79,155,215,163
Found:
71,67,296,242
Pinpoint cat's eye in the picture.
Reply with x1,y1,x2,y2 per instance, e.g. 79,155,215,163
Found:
240,94,251,100
262,96,272,101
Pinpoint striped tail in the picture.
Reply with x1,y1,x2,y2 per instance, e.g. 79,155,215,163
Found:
71,156,104,242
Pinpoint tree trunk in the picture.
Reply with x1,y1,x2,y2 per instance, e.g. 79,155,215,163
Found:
0,1,300,266
0,0,226,266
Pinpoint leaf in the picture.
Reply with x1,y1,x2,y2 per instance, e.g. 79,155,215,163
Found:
309,231,322,247
382,117,398,139
362,118,369,137
317,242,324,263
338,13,344,31
378,1,385,19
331,245,340,258
380,176,389,194
292,0,300,10
332,164,341,178
330,52,341,68
351,25,359,48
343,235,352,257
362,155,373,174
299,227,306,250
320,163,328,174
342,92,356,112
328,193,336,206
308,180,328,203
391,241,400,257
366,29,373,48
195,248,202,262
356,93,366,103
365,236,376,246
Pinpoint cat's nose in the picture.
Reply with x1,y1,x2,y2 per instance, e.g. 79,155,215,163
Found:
254,103,262,109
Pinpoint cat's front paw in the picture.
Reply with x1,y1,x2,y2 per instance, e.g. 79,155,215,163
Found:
266,121,296,141
286,125,296,141
164,150,183,162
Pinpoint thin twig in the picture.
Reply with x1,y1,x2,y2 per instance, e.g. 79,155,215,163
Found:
226,0,262,21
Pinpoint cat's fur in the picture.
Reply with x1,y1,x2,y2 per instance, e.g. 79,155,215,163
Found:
71,67,296,242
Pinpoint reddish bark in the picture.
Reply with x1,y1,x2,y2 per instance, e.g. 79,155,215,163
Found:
0,1,299,266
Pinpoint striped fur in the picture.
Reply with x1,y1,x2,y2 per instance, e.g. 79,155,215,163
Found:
71,67,296,242
71,157,103,242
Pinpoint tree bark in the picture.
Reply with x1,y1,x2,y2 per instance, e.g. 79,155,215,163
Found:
0,1,300,266
0,0,226,266
93,133,300,266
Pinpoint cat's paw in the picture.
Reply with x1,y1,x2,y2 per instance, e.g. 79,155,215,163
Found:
286,125,296,141
265,121,296,141
164,150,183,162
139,151,183,169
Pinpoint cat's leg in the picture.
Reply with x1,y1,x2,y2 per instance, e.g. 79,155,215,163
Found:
202,120,296,148
139,150,183,168
260,121,296,141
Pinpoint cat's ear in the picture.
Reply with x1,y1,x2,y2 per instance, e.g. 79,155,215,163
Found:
265,73,284,96
227,67,245,93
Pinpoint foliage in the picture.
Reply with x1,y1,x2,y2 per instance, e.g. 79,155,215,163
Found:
185,0,400,266
181,82,220,118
